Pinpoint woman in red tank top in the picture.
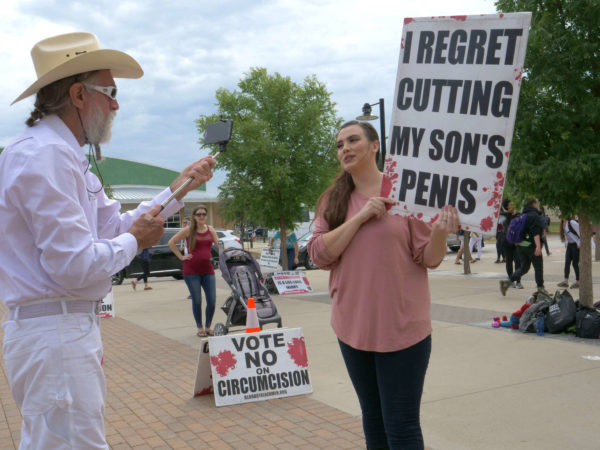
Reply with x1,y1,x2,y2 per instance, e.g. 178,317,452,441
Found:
168,205,219,337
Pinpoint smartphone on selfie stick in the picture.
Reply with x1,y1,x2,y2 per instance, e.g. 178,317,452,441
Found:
160,118,233,211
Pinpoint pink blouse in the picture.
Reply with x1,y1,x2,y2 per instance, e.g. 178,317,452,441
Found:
308,191,437,352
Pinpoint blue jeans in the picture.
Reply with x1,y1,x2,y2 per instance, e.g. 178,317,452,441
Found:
339,335,431,450
286,247,295,270
184,274,216,328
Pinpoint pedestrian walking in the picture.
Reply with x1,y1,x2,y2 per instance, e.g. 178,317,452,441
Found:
500,198,546,296
557,216,580,289
131,248,152,290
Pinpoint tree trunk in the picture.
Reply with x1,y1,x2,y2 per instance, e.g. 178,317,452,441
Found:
578,213,594,308
463,231,472,275
279,219,288,270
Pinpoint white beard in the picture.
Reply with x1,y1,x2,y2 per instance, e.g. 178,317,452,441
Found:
84,101,116,145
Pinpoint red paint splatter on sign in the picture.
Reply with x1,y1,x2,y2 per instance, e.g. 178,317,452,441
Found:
287,337,309,367
499,13,505,19
514,67,523,86
194,386,213,397
404,18,414,25
480,216,494,232
482,171,506,222
380,175,394,210
451,15,467,21
210,350,237,376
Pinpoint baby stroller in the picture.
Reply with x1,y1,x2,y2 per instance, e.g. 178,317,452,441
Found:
213,248,282,336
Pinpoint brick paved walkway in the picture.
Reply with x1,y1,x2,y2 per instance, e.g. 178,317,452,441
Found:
0,307,364,449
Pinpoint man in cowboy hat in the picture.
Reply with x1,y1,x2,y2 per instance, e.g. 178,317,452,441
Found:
0,32,216,448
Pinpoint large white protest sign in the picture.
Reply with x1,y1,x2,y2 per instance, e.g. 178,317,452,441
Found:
208,328,312,406
259,248,279,269
270,271,312,295
383,13,531,234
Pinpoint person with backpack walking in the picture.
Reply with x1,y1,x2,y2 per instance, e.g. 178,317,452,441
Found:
500,198,547,296
558,216,580,289
499,198,522,287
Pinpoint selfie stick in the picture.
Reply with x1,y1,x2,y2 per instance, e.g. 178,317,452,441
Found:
159,151,221,211
159,120,232,212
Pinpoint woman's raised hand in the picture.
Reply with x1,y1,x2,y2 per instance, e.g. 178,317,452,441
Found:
432,205,460,235
355,197,395,224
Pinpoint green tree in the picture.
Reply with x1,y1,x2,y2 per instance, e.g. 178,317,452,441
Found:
496,0,600,306
196,68,342,269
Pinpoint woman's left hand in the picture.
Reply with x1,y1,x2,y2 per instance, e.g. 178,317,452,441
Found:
432,205,460,235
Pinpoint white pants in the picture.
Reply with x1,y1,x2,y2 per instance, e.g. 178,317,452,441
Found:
469,235,483,259
2,311,107,449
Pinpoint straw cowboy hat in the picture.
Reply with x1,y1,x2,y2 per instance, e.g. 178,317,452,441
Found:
12,32,143,105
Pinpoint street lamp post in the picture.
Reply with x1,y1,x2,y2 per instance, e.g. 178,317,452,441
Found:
356,98,386,171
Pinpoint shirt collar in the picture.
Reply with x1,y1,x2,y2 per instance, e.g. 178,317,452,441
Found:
41,115,90,170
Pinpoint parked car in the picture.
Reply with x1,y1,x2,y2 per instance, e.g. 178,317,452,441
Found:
271,231,317,270
112,228,218,285
254,228,268,238
215,229,243,249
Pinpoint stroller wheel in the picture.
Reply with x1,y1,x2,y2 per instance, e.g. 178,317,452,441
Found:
213,323,228,336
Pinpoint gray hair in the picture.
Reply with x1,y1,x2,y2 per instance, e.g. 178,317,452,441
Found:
26,70,100,127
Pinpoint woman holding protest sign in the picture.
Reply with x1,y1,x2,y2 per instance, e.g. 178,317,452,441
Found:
308,120,459,449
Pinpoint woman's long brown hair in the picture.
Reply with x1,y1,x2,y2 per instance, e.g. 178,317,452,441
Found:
188,205,208,252
316,120,379,230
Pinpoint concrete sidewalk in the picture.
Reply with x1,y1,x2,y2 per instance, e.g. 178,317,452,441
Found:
2,235,600,448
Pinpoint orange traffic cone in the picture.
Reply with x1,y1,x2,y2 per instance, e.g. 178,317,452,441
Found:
245,297,261,333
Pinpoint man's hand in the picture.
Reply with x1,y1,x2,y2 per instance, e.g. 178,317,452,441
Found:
128,205,165,249
170,156,216,201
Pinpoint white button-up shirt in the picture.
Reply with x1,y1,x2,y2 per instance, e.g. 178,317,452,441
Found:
0,115,183,307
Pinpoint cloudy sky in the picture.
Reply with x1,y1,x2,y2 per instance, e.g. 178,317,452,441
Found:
1,0,497,194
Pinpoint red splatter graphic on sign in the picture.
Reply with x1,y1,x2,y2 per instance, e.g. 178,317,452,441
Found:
429,213,440,224
514,67,523,86
404,18,414,25
401,37,405,49
451,15,467,21
210,350,237,376
499,13,505,19
287,337,309,367
380,174,395,210
482,171,506,222
480,216,494,232
194,386,213,397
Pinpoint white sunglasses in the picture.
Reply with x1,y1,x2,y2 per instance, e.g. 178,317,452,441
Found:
83,83,118,100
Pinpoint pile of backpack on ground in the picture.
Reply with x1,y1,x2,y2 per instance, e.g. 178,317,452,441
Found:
492,289,600,339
